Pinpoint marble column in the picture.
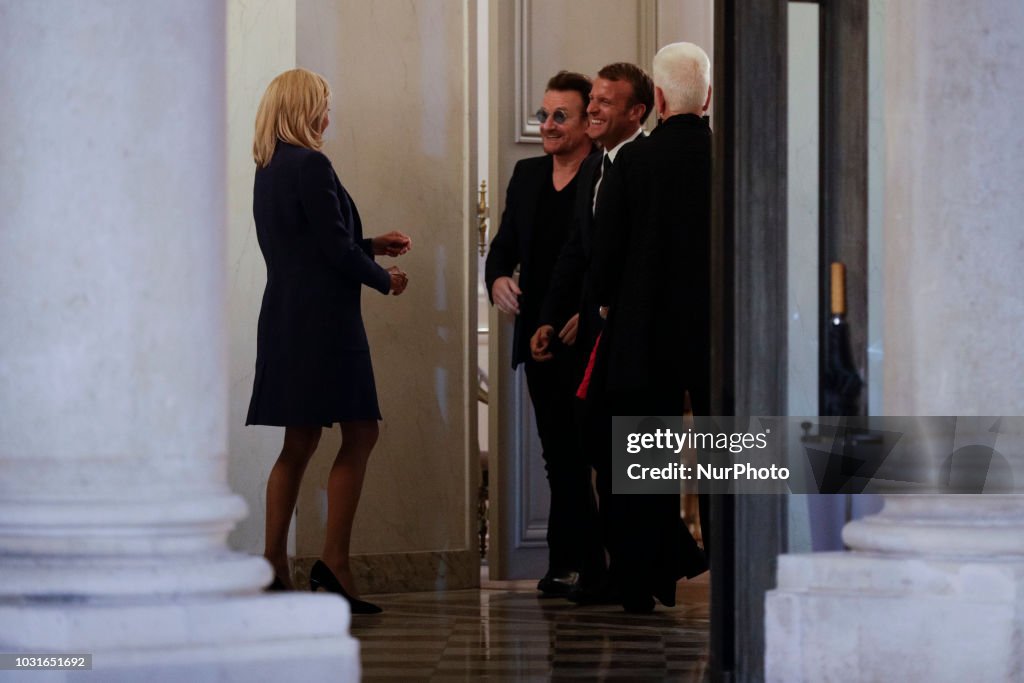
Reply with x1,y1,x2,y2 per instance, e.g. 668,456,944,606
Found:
0,2,356,679
766,1,1024,680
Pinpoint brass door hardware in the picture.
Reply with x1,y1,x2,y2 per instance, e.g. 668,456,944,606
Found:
477,180,489,256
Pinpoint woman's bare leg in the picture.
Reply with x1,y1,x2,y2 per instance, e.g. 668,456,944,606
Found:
320,419,379,597
264,425,322,588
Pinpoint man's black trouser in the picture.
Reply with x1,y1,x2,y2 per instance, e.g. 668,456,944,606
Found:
524,355,603,578
583,389,708,601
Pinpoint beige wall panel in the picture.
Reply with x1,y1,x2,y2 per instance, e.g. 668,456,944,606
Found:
517,0,641,140
656,0,713,57
294,0,475,566
656,0,714,118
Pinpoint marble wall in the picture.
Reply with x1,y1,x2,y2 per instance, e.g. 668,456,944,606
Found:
883,0,1024,417
786,3,820,421
226,0,298,561
767,3,1024,679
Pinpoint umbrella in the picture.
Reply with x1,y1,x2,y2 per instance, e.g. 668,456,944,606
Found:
804,262,869,548
823,262,862,416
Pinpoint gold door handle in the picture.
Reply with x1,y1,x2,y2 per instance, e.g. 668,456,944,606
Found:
476,180,489,256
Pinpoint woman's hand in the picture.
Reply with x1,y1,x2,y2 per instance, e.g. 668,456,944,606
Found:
387,266,408,295
373,231,412,256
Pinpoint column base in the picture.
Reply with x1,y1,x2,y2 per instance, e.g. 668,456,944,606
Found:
0,593,358,682
766,552,1024,682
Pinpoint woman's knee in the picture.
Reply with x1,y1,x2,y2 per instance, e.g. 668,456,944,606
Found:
282,426,322,460
341,420,379,451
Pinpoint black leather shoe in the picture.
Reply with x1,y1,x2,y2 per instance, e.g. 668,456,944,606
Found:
622,594,656,614
537,571,579,597
654,580,677,608
567,583,621,605
310,560,383,614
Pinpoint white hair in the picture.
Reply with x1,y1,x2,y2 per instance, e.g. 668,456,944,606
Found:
652,42,711,115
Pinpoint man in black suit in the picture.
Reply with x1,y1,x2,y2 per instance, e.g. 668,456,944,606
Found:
529,63,655,603
484,71,597,596
532,62,654,377
587,42,714,613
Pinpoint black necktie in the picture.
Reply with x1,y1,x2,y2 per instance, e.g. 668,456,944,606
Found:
596,153,612,187
592,154,612,214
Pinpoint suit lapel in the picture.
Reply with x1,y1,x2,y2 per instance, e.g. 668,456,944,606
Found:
586,132,646,253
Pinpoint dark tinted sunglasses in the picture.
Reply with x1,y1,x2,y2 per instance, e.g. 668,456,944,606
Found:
535,108,570,125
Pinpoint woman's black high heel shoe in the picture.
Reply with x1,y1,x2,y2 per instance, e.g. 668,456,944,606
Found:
309,560,382,614
266,575,287,592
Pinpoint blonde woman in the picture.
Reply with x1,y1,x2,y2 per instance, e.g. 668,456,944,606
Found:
246,68,411,614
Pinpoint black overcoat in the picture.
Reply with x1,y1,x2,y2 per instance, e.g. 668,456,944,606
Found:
246,142,390,427
582,114,713,601
483,154,553,368
589,114,712,416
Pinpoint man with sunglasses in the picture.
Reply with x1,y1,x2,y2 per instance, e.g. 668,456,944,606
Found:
485,71,598,597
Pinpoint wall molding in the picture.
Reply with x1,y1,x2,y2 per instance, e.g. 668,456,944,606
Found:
513,0,536,142
516,368,547,546
514,0,660,143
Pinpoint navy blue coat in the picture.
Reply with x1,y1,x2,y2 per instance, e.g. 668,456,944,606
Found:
246,142,390,426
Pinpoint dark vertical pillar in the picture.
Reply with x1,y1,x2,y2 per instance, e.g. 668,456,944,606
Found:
711,1,789,681
709,3,735,678
819,0,869,413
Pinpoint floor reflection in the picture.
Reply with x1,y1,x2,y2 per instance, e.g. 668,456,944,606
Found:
352,573,709,681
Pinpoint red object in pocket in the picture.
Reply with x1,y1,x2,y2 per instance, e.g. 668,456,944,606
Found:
576,331,603,400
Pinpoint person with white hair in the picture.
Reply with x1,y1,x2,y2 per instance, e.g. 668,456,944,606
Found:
582,42,713,613
651,41,712,120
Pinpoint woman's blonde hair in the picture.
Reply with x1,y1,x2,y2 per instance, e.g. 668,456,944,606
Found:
253,68,331,168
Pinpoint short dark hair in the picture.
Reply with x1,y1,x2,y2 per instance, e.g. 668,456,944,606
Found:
545,71,592,116
597,62,654,124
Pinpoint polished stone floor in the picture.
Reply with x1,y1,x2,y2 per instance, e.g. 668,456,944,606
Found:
350,573,710,681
